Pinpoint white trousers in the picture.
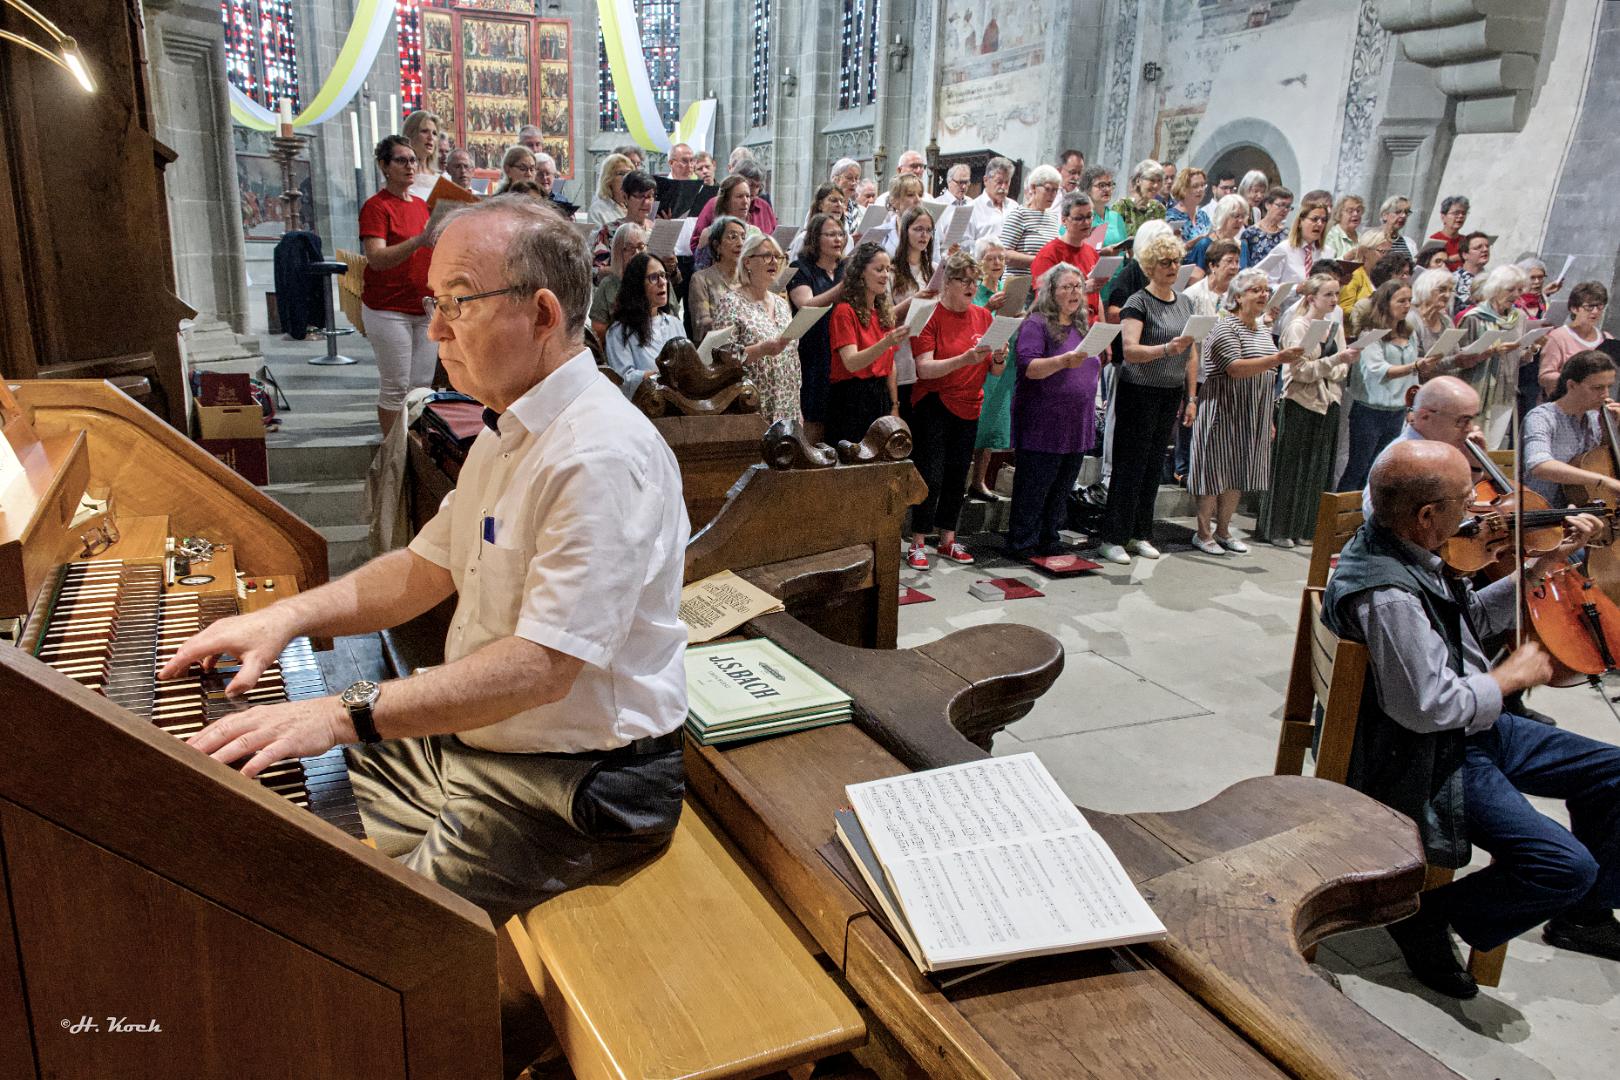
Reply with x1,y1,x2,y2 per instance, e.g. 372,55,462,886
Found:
363,304,437,411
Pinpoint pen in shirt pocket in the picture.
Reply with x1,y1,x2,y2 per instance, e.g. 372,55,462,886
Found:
482,515,496,544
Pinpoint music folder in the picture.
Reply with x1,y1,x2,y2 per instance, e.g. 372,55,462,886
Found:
655,177,714,218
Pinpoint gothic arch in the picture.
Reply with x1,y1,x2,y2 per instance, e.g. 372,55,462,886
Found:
1187,118,1301,195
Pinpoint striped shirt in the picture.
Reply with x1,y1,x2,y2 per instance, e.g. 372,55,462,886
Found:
998,207,1060,277
1522,402,1603,504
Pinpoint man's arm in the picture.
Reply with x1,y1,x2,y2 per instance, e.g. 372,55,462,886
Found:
1350,587,1520,735
159,548,455,695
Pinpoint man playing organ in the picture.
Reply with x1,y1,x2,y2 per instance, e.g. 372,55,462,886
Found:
161,198,690,922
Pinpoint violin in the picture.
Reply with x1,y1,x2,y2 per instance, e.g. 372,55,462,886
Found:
1453,440,1620,685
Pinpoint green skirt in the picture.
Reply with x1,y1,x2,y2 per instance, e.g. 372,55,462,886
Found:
975,363,1015,450
1256,398,1340,542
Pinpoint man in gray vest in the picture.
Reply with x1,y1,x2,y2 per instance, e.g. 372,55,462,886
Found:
1322,440,1620,998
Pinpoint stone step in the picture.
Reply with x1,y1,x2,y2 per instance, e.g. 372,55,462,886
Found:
319,523,373,577
261,480,367,529
266,439,378,484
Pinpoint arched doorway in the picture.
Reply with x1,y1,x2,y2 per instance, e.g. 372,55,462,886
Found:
1207,144,1280,186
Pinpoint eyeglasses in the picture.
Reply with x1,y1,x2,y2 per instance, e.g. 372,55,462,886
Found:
1094,180,1115,189
509,163,537,174
1153,258,1179,269
749,252,783,264
389,156,418,166
1577,303,1605,312
645,272,669,284
422,287,521,321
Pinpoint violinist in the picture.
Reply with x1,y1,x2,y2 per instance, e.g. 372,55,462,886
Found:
1323,440,1620,1000
1359,375,1482,522
1522,349,1620,506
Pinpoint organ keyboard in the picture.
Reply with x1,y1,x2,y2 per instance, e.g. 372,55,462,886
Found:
19,559,365,839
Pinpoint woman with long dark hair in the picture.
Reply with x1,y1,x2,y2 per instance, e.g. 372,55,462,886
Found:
603,252,684,395
826,241,910,444
1337,280,1420,491
1523,349,1620,505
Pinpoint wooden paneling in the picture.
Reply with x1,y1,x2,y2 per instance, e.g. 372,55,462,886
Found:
3,804,405,1079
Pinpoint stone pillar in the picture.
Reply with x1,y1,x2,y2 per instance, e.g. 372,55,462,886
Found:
143,0,250,337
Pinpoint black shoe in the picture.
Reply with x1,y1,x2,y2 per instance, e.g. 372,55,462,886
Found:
1544,911,1620,960
968,485,1003,502
1519,705,1558,726
1387,906,1478,998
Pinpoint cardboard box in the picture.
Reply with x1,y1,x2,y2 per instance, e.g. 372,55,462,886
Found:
193,372,266,484
197,371,256,407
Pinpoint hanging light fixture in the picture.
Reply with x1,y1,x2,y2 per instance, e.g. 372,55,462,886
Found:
0,0,95,93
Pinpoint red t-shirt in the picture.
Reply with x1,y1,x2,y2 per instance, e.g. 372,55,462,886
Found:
359,190,433,314
828,302,896,382
1030,236,1103,316
1428,230,1462,271
911,303,995,418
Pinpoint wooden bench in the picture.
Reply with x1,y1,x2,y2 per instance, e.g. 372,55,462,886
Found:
1277,492,1507,986
503,798,865,1080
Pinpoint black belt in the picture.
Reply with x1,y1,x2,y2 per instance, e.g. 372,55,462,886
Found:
541,729,684,761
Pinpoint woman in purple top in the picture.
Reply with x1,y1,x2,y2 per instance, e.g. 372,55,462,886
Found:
1007,264,1101,557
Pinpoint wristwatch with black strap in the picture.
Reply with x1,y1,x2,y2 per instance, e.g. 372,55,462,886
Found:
339,680,383,744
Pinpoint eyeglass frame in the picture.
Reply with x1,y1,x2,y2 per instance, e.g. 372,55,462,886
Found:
422,287,523,321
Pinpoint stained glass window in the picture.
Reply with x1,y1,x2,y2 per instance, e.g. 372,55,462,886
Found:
599,0,682,132
396,1,424,118
837,0,881,110
750,0,770,128
221,1,301,112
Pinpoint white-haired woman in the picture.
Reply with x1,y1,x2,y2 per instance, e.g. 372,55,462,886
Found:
1322,195,1364,259
1458,264,1539,444
1185,194,1249,280
589,222,648,340
1408,267,1456,358
1104,159,1168,247
1239,170,1270,222
997,164,1063,278
1097,230,1198,564
1187,268,1305,554
402,109,443,201
718,233,801,423
1256,272,1356,547
588,151,633,229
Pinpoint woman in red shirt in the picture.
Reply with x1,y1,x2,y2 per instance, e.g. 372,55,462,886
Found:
907,252,1003,568
826,241,909,445
360,135,437,435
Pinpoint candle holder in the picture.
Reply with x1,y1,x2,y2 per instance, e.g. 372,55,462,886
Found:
269,133,308,233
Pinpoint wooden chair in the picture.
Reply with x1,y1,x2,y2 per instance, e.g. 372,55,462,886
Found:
1277,492,1506,986
335,248,368,336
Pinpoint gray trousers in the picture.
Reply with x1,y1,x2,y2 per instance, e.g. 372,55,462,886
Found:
345,734,685,922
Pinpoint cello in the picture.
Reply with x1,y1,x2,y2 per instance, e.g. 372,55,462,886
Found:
1563,399,1620,607
1450,440,1620,690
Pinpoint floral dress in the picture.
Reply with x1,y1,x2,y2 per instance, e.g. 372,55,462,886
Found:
717,289,802,424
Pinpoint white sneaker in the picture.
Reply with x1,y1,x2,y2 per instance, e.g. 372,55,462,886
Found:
1191,535,1225,555
1218,536,1250,554
1096,542,1132,565
1126,539,1160,560
1271,537,1295,549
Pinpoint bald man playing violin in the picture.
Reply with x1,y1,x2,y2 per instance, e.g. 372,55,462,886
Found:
1324,440,1620,999
1360,376,1485,522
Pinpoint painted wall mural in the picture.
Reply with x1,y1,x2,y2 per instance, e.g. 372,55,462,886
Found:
937,0,1059,163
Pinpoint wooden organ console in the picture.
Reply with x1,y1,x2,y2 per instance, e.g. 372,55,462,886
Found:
0,381,498,1079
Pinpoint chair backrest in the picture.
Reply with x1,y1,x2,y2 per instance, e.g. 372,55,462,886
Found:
1306,491,1365,589
1306,590,1368,785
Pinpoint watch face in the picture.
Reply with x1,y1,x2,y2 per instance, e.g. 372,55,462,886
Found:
341,680,380,707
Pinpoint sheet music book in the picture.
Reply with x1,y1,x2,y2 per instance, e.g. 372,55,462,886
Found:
1174,264,1197,290
1456,329,1503,357
974,315,1025,352
1091,255,1123,281
1264,282,1297,314
780,304,832,342
684,639,851,746
1553,254,1576,286
1422,326,1466,358
1180,314,1219,343
1515,325,1556,351
647,217,686,260
1541,299,1569,328
697,326,734,363
926,259,949,294
774,260,799,289
939,205,971,251
679,571,784,644
852,203,888,238
998,275,1031,313
674,217,699,258
1075,322,1121,356
839,754,1166,973
1296,319,1335,356
772,224,801,251
1085,223,1108,250
918,199,948,224
904,298,939,338
425,174,478,210
1346,328,1388,350
654,177,714,219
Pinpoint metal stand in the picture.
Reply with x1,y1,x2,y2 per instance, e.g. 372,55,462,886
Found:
308,262,357,366
269,134,308,233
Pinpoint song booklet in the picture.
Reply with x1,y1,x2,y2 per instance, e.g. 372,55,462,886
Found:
837,753,1166,973
683,638,852,746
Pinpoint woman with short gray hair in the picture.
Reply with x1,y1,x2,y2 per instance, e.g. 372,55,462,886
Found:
1187,268,1305,554
998,164,1063,278
1186,194,1249,276
1104,159,1168,247
1458,263,1538,443
1239,170,1270,221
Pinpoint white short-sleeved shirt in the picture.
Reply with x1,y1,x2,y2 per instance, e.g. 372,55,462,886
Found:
408,348,690,752
963,191,1019,249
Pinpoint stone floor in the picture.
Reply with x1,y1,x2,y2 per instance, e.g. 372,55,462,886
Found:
897,521,1620,1079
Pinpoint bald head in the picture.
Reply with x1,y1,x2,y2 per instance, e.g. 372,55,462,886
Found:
1408,375,1481,448
1369,440,1472,543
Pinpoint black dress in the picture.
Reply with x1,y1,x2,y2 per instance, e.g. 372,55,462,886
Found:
788,256,842,425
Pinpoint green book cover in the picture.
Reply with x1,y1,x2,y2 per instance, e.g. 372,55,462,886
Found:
684,638,851,727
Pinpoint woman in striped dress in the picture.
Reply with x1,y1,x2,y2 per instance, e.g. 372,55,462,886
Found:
997,164,1062,285
1188,268,1306,554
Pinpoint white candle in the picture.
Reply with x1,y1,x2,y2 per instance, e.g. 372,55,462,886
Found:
389,94,399,130
278,97,293,136
368,99,380,153
350,111,363,171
